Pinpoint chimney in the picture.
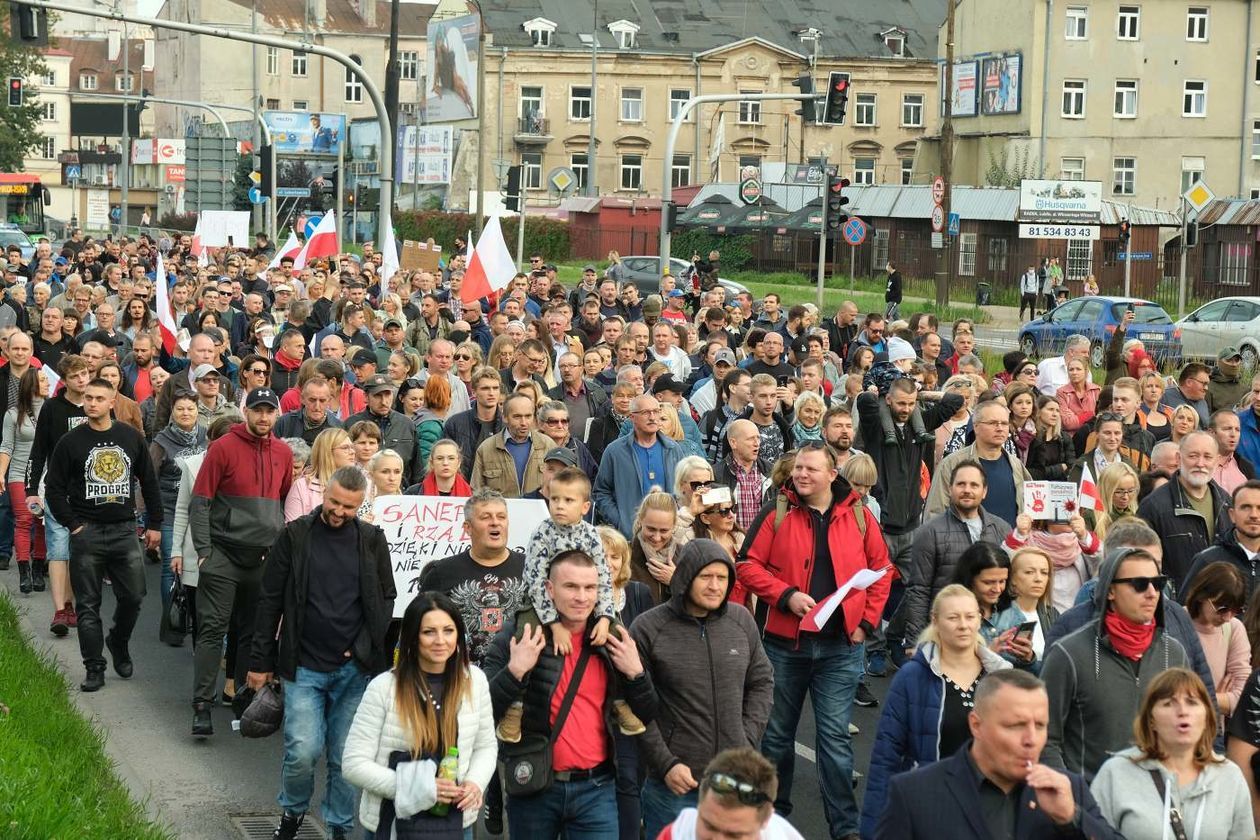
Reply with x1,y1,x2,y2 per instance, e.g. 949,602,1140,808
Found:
307,0,327,29
358,0,375,28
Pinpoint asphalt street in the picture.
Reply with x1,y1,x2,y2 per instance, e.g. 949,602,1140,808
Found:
3,557,894,840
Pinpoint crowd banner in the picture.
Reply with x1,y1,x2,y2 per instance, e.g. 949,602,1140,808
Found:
372,494,548,617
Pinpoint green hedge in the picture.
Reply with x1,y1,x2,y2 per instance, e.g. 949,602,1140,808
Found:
394,211,571,262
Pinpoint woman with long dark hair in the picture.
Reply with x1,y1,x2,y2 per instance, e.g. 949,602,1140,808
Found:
343,592,496,839
0,367,47,593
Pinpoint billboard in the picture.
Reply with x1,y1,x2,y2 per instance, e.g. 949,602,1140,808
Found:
1019,179,1103,224
132,138,186,165
397,124,454,184
276,158,337,203
981,54,1021,115
263,111,347,156
425,13,479,122
940,60,978,117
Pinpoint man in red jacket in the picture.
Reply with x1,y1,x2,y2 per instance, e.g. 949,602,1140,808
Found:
736,441,893,840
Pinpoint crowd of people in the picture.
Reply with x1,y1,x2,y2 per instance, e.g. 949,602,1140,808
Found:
9,227,1260,840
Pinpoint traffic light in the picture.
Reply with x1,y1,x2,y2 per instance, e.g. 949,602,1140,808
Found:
664,201,679,231
504,165,522,213
1118,219,1132,244
7,77,21,107
9,3,48,45
822,71,849,126
825,175,850,232
258,143,274,194
792,73,816,124
1185,220,1199,248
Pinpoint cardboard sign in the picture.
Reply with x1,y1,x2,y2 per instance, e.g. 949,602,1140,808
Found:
400,240,442,272
371,494,547,617
1023,481,1079,521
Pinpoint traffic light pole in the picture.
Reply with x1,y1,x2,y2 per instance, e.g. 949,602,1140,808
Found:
1177,198,1189,318
1124,204,1133,298
815,158,828,310
659,92,816,278
12,0,395,242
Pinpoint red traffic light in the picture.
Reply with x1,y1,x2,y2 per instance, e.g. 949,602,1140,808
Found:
9,80,18,90
829,177,850,193
834,79,848,92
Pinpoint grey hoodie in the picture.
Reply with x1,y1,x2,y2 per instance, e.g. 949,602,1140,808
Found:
1040,547,1189,781
629,539,775,780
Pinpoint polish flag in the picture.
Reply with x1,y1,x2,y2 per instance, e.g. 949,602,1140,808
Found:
461,216,514,304
380,222,399,297
1079,462,1105,513
154,249,178,354
293,211,338,269
267,228,303,269
190,215,208,267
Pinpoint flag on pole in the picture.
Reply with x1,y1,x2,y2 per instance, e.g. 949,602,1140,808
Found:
190,215,208,267
708,114,726,180
154,249,178,354
293,211,338,269
461,216,515,303
465,229,473,262
1079,462,1105,513
380,222,399,297
267,228,303,269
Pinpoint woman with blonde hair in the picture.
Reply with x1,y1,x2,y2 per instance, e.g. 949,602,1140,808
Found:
1090,461,1140,539
284,427,355,522
453,341,482,403
387,350,421,388
657,403,704,459
672,455,715,544
368,449,405,500
936,375,975,463
513,378,547,411
1092,668,1253,839
377,292,407,332
487,334,516,371
861,584,1011,838
1138,371,1174,442
1171,403,1202,444
791,391,826,442
418,439,472,497
415,375,453,464
630,490,682,603
993,547,1059,671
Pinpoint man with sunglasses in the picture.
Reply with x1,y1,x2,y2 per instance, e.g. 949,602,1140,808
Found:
1041,546,1190,780
658,748,804,839
845,313,886,363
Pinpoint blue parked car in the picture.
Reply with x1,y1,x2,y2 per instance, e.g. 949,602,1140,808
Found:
1018,296,1182,368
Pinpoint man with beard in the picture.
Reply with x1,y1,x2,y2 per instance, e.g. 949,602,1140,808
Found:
1137,430,1232,591
1183,480,1260,603
822,406,858,467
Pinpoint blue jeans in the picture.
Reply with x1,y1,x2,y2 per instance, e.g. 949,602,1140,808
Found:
159,520,175,613
0,487,15,558
760,635,864,839
279,661,370,832
641,776,698,840
507,773,618,839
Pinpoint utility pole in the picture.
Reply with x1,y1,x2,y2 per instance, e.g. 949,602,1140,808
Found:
935,0,955,311
251,0,261,233
1177,198,1189,318
585,0,598,196
1124,202,1133,297
815,158,828,309
384,0,400,153
118,3,130,233
474,2,485,236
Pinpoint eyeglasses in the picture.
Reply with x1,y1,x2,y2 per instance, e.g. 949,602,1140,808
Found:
975,419,1006,428
706,506,736,517
544,417,570,425
1096,412,1126,425
1113,575,1170,593
1019,368,1037,376
705,773,770,806
1191,378,1211,387
1211,601,1245,617
1112,487,1136,497
689,480,715,491
454,354,472,361
246,367,269,376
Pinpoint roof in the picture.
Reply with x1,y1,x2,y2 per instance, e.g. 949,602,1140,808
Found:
478,0,947,59
217,0,432,35
66,38,154,93
1197,199,1260,226
685,182,1179,225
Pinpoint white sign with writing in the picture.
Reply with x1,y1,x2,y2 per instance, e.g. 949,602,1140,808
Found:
1022,481,1079,521
86,189,111,229
371,495,548,617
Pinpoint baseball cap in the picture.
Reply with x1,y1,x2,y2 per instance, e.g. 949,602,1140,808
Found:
714,349,737,366
543,447,579,468
651,373,685,395
349,348,377,367
82,328,121,348
245,387,281,409
583,264,597,273
667,289,685,298
362,373,396,395
383,316,404,329
1218,345,1243,361
190,363,219,381
273,283,293,293
54,256,68,266
642,295,663,315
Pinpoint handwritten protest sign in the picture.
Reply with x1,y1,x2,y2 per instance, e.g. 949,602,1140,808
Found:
372,494,548,617
1022,481,1079,521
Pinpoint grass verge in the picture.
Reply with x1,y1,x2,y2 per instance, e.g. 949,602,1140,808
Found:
0,589,174,840
738,279,993,326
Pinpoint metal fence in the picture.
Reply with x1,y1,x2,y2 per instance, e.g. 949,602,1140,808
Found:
568,227,660,260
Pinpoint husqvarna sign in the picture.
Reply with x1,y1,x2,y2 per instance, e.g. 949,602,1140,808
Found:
1019,179,1102,224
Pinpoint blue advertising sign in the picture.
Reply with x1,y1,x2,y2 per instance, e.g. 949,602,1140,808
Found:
263,111,347,156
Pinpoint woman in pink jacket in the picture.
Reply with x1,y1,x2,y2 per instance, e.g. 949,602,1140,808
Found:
1055,358,1101,432
284,427,355,521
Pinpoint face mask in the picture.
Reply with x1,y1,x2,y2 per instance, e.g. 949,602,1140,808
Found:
262,334,275,349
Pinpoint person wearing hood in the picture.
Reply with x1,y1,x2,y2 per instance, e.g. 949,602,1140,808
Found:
737,442,893,840
1040,545,1190,780
1102,307,1145,387
630,539,774,839
1210,346,1250,413
861,584,1012,839
1182,480,1260,601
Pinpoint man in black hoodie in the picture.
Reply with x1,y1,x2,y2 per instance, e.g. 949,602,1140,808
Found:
631,539,774,839
1182,480,1260,601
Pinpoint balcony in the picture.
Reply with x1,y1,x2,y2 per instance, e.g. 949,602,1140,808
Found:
514,115,552,147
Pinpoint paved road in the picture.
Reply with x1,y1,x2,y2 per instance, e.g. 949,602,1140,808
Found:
2,558,894,840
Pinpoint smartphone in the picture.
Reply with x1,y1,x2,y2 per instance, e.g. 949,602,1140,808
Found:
776,375,789,387
700,486,732,507
1125,302,1135,314
1015,621,1037,643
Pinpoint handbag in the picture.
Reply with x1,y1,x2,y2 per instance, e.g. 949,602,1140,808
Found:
166,578,190,636
1147,768,1191,840
499,645,591,798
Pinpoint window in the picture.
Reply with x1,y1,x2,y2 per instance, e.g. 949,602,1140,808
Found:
738,91,761,124
738,154,762,172
608,20,640,50
265,97,280,110
987,237,1010,274
901,93,924,127
884,33,905,56
873,228,890,268
266,47,278,75
291,50,308,77
1181,156,1204,194
116,72,134,92
570,153,588,191
900,158,913,185
1113,156,1136,195
958,232,978,276
669,89,691,121
1183,80,1206,116
41,101,55,121
1067,239,1093,280
855,93,876,126
293,100,308,111
79,73,97,90
520,85,542,119
671,154,691,188
620,154,643,190
521,152,542,190
616,29,636,49
345,55,363,103
1113,80,1137,117
41,136,56,160
1065,6,1088,38
1221,242,1250,286
399,50,419,81
570,86,592,120
530,27,552,47
1187,6,1208,40
1061,157,1085,180
41,70,55,86
1253,121,1260,158
1062,80,1086,117
853,158,876,185
1117,5,1140,39
620,88,643,122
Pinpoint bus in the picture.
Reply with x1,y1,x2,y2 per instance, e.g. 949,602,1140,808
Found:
0,173,50,237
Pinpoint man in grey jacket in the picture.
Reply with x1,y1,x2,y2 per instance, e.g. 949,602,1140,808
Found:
630,539,775,840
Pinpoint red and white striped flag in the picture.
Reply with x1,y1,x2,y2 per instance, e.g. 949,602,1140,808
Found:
190,215,208,267
154,249,178,354
461,216,514,303
293,211,338,269
267,228,302,270
1079,462,1105,513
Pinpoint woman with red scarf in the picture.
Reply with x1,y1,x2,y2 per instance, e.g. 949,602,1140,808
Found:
1005,512,1102,613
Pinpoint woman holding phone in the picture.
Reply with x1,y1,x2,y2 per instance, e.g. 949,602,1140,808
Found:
993,547,1060,672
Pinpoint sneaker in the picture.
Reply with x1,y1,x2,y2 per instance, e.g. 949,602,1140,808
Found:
613,699,646,736
854,680,879,708
81,668,105,692
50,609,69,637
192,702,214,738
64,605,77,628
849,722,860,735
496,700,524,743
866,653,888,678
271,811,304,840
18,563,31,594
483,803,504,835
105,634,133,679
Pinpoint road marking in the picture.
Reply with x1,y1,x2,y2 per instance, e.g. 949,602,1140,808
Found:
795,741,816,762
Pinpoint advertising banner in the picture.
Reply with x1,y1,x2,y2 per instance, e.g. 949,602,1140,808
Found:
424,13,480,122
263,110,347,156
981,54,1022,115
397,124,454,184
940,60,978,117
1019,179,1103,224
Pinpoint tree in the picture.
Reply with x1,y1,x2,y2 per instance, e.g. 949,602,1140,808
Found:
232,153,253,210
0,6,50,170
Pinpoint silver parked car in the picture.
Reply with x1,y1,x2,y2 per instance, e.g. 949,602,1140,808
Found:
1175,296,1260,371
616,255,750,302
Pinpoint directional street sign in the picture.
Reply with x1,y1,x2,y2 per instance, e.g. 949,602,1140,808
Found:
247,186,267,205
842,217,867,246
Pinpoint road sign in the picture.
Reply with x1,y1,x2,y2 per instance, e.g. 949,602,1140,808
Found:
547,166,577,197
947,212,960,236
304,216,319,238
842,217,867,246
247,186,267,205
64,164,80,181
1116,251,1153,261
1018,223,1100,240
932,176,945,205
931,232,945,249
931,204,946,232
1183,181,1215,213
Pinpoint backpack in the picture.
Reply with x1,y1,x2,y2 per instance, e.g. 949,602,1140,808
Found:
772,490,868,536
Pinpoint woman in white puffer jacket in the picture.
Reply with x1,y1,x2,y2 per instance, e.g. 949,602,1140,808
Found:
343,592,497,839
